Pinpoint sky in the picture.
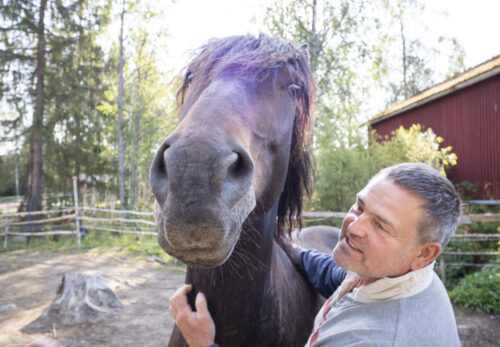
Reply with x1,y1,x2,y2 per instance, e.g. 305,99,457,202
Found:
160,0,500,73
157,0,266,74
422,0,500,68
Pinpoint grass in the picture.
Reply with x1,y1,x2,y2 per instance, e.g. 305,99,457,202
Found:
0,229,180,265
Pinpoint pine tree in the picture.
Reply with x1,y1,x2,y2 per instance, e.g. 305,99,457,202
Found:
1,0,112,212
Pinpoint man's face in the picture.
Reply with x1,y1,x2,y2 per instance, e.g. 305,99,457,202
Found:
332,175,425,280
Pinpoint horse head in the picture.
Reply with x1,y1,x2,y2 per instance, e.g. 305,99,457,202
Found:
150,34,315,268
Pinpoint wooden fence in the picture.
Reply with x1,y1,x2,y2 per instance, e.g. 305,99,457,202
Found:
1,179,499,282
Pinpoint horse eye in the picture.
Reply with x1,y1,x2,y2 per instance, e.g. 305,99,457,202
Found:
288,83,301,98
186,72,194,82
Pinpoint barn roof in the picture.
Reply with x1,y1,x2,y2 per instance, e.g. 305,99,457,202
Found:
370,55,500,125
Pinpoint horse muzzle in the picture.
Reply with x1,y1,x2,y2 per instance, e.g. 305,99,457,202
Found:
150,134,256,268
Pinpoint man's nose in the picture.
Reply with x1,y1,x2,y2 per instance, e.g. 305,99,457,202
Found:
348,214,368,238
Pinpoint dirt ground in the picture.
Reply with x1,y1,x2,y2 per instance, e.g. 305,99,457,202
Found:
0,249,498,347
0,249,185,347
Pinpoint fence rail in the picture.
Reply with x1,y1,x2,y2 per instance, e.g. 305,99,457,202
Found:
79,206,155,216
79,216,156,226
1,179,498,280
0,208,75,218
301,211,500,224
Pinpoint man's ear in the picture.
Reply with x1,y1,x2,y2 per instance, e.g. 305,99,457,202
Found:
410,242,442,271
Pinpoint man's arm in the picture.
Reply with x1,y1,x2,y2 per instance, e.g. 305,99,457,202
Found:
169,284,217,347
286,245,347,298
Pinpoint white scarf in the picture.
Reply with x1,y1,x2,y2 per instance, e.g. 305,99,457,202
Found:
340,262,435,303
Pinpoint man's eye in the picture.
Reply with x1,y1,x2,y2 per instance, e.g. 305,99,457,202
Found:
375,222,385,231
355,204,363,213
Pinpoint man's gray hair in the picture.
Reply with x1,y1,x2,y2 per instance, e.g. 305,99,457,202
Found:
375,162,461,247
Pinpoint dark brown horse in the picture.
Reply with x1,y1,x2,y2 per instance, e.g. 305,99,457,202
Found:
150,34,338,347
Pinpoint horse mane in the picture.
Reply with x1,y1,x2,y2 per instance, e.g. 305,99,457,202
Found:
176,34,315,239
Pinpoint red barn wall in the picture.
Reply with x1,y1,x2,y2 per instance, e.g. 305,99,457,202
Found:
372,74,500,199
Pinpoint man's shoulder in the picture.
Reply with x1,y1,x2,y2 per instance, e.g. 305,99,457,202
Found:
313,275,459,346
401,272,453,308
393,273,460,346
312,297,399,346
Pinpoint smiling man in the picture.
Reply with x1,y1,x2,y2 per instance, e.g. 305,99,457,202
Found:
169,162,462,347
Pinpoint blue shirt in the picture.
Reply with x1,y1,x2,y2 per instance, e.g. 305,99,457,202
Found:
296,247,347,298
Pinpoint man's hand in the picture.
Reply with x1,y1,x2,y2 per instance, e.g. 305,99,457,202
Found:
169,284,216,347
27,337,62,347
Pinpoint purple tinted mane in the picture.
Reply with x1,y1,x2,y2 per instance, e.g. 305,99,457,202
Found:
176,34,316,238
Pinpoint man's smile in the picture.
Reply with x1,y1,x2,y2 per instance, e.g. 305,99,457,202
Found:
345,235,362,253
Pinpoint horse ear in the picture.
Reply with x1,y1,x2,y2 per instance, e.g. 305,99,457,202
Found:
300,44,309,63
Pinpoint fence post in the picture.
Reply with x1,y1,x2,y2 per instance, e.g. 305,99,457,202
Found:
3,221,8,249
440,256,446,283
73,176,81,250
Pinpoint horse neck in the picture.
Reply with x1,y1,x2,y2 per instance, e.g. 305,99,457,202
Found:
184,202,317,346
184,202,281,333
186,201,278,294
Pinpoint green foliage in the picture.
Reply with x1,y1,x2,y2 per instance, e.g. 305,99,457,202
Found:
0,151,28,196
443,203,500,289
313,123,458,212
381,0,466,104
313,120,373,212
43,1,114,196
449,268,500,314
0,0,114,204
265,0,370,104
454,180,478,202
0,0,179,212
264,1,462,215
374,124,457,176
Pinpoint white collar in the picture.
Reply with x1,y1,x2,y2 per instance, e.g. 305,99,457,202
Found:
343,261,435,303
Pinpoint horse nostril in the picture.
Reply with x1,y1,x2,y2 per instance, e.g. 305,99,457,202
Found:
221,149,254,205
161,145,170,176
227,151,249,179
150,143,171,204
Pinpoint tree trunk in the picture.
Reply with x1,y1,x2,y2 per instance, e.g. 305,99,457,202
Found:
130,79,140,209
15,149,20,197
118,0,127,210
309,0,318,150
129,34,147,210
310,0,317,72
22,272,122,333
128,82,135,131
399,4,408,98
26,0,47,220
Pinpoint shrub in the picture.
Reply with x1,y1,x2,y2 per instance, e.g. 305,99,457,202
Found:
313,123,458,212
449,268,500,314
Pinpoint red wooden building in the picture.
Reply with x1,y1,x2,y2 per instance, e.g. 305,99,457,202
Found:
370,56,500,199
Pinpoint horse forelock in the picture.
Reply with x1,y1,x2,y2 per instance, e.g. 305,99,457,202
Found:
176,33,315,240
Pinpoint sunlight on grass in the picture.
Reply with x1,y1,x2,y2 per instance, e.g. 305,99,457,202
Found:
0,230,178,265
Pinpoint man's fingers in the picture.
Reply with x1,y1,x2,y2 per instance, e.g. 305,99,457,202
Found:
168,288,216,347
169,284,193,318
27,337,62,347
195,292,210,318
169,303,178,318
170,284,192,306
172,284,193,298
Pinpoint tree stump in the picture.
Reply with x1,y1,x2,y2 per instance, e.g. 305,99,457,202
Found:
22,272,123,333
